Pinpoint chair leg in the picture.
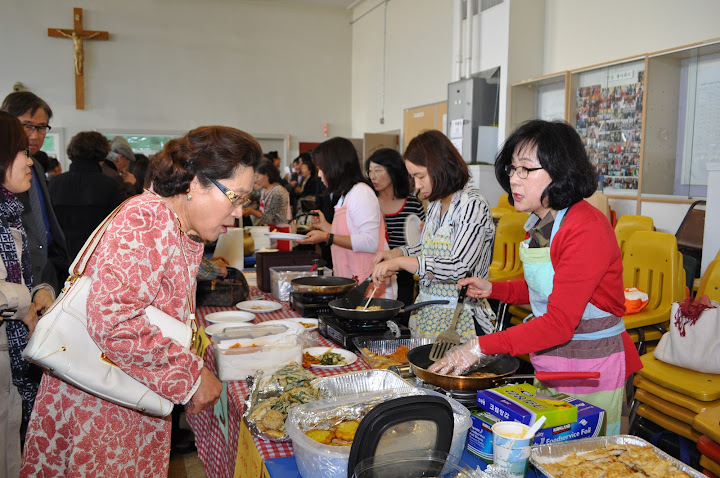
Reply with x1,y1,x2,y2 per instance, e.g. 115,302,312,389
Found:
637,328,646,356
628,398,640,434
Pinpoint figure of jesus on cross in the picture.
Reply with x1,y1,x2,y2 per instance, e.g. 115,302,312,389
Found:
48,8,108,109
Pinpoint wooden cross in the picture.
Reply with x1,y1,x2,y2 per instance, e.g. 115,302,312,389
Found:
48,8,109,110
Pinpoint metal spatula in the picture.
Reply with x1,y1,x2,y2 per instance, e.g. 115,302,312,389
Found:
429,281,470,362
339,277,373,308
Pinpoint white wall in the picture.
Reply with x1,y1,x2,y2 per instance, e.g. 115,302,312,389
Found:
0,0,352,167
350,0,454,137
543,0,720,74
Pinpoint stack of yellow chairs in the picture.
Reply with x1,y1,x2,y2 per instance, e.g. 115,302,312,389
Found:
615,214,654,257
491,193,515,223
630,260,720,477
489,212,528,283
621,231,686,354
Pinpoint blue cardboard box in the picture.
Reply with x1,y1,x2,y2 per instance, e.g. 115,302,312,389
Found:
467,389,606,460
476,383,578,427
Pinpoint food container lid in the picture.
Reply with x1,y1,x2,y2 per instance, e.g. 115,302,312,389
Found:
346,395,454,478
214,322,302,350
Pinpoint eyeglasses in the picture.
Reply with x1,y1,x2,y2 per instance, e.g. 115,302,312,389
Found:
505,164,543,179
208,178,250,208
22,123,51,134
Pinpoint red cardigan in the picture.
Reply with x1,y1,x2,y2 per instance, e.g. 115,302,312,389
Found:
479,200,642,377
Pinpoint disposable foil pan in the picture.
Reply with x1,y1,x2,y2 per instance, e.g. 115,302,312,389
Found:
530,434,705,477
352,336,435,368
312,369,413,398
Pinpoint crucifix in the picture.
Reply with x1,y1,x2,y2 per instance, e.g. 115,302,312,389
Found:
48,8,109,110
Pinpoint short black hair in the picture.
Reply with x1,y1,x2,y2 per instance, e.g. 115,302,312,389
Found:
1,91,53,120
299,154,316,176
404,130,469,202
365,148,410,199
67,131,110,163
263,151,279,161
256,158,281,184
0,111,29,182
494,120,597,210
312,137,367,197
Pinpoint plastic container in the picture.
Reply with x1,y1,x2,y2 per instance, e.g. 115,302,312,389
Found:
286,388,472,478
352,450,483,478
270,265,333,302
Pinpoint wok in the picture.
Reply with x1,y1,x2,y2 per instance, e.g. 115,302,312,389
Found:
291,276,357,295
328,297,449,321
407,344,600,391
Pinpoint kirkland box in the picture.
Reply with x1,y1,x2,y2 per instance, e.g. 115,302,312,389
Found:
476,383,578,427
468,389,606,460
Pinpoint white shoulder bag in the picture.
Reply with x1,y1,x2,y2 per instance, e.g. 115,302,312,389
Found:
23,202,195,417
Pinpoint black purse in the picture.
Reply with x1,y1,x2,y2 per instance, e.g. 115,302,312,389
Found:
196,268,250,307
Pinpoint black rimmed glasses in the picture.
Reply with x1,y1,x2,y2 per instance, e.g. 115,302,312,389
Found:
208,178,250,208
22,123,51,134
505,164,543,179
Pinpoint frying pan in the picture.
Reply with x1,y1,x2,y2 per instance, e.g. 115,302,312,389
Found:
407,344,600,391
291,276,357,295
328,297,449,321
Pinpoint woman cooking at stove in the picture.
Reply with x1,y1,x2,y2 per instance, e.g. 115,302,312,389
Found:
430,120,642,436
371,130,495,338
298,137,394,299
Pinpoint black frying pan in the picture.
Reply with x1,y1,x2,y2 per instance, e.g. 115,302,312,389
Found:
291,276,357,295
407,344,601,391
328,297,449,321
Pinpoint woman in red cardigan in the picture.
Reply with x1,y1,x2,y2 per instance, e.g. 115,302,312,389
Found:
430,120,642,435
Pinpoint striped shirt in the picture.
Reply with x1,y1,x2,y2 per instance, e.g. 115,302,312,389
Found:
384,196,426,249
400,183,494,285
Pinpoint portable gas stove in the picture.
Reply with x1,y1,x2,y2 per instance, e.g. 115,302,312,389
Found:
387,364,479,409
318,315,410,351
290,291,341,317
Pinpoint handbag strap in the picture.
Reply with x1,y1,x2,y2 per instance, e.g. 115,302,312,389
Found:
69,197,136,278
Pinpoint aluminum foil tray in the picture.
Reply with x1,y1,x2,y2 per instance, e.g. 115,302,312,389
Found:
530,434,704,477
312,369,413,398
352,336,435,369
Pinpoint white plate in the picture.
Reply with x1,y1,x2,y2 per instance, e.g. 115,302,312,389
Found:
235,300,284,313
204,310,256,324
303,347,357,368
266,232,308,241
204,322,252,336
264,318,318,332
404,213,422,246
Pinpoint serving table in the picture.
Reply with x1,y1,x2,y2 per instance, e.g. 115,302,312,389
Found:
186,287,372,478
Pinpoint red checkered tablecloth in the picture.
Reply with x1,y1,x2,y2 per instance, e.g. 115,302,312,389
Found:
186,288,370,478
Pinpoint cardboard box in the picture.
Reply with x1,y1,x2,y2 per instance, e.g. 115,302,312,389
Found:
476,383,577,427
467,391,606,459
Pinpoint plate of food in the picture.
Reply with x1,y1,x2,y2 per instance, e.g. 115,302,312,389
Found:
264,318,318,332
204,322,253,336
236,300,284,313
266,232,308,241
302,347,357,368
204,310,256,325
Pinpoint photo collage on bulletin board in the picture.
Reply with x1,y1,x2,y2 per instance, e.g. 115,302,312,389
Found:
575,71,644,190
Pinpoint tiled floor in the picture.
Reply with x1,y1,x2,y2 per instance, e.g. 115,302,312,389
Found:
168,451,206,478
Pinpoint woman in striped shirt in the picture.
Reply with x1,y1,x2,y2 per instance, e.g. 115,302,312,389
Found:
372,130,496,337
366,148,425,313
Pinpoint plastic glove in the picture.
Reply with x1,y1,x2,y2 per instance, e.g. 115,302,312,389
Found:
428,339,488,376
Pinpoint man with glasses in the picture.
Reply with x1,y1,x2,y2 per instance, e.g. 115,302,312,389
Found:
1,92,70,295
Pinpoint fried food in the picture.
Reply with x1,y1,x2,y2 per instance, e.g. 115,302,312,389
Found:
334,420,359,441
305,429,334,445
361,346,410,369
355,305,383,310
541,443,691,478
305,419,362,447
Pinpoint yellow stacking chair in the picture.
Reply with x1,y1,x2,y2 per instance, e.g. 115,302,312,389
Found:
489,212,529,282
491,193,515,222
615,214,654,257
622,231,686,331
697,259,720,302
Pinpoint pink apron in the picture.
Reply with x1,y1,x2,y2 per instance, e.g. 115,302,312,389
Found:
331,200,389,298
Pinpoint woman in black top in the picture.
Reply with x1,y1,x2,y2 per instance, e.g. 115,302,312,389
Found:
366,148,425,310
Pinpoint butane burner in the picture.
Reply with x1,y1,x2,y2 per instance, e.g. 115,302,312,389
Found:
318,315,409,351
290,291,341,317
